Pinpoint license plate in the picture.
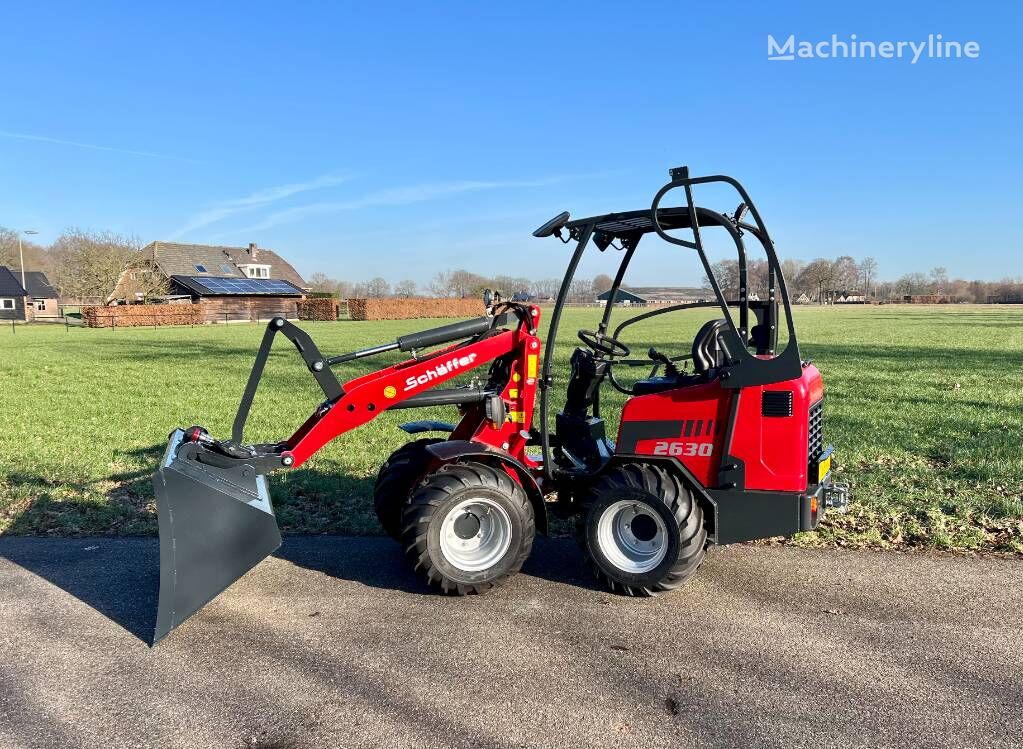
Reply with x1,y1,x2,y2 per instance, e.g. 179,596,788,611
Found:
817,455,832,483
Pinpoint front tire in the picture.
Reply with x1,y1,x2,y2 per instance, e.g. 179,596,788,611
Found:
579,463,707,596
373,438,443,540
401,461,535,595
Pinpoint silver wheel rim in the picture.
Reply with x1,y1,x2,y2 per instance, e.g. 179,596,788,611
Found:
595,500,668,573
439,497,513,572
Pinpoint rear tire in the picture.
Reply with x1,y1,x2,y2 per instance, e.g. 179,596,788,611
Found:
373,438,443,540
401,461,534,595
578,462,707,596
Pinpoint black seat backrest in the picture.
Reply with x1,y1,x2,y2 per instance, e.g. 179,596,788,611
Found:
691,319,730,375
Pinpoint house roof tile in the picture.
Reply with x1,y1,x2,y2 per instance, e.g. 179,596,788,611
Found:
0,266,28,297
143,242,308,288
21,271,58,298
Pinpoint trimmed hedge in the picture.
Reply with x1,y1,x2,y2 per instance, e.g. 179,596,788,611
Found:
348,297,483,321
298,298,339,321
82,304,205,328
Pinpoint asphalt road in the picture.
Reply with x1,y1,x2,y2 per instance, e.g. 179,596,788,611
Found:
0,537,1020,749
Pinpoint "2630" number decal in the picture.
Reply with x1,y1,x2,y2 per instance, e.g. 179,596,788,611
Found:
651,441,714,457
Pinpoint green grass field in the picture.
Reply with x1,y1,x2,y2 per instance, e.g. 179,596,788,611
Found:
1,305,1021,552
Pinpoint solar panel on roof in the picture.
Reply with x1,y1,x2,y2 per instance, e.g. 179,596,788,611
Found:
185,276,301,295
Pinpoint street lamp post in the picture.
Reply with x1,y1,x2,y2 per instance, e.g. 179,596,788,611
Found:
18,229,38,291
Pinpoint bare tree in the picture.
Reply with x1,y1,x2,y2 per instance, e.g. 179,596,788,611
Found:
896,272,930,295
707,259,741,298
393,279,418,298
117,258,170,302
832,255,860,294
0,226,49,276
859,257,878,297
426,271,451,297
798,259,836,303
591,274,614,295
531,278,561,301
446,269,489,298
567,277,593,302
492,275,531,297
51,229,149,303
365,277,390,298
307,272,341,294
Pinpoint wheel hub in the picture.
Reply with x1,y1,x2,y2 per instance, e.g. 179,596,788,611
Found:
439,498,513,572
453,511,482,539
595,500,669,573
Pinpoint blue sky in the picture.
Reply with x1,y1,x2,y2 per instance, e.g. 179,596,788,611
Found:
0,1,1018,285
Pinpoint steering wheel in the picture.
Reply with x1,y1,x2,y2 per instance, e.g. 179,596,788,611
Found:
578,329,630,358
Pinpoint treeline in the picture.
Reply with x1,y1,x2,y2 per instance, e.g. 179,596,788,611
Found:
710,255,1022,304
313,258,1023,304
308,269,616,302
6,224,1020,305
0,226,166,302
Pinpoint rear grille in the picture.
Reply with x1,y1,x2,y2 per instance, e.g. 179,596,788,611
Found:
808,399,824,460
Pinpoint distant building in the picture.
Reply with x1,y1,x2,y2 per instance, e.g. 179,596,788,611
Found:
795,292,812,304
836,292,867,304
112,241,309,322
21,271,60,318
902,294,954,304
0,266,29,321
596,286,711,306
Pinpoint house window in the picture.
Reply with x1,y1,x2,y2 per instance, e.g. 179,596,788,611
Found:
195,264,208,273
244,265,270,278
34,298,46,311
219,264,234,274
1,298,14,310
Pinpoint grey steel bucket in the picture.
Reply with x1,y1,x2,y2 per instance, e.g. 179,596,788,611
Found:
152,430,281,644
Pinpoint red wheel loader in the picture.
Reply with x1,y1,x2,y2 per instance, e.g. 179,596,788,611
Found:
152,167,850,642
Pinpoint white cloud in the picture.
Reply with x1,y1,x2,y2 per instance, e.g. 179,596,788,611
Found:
170,173,352,238
223,175,573,235
0,129,196,162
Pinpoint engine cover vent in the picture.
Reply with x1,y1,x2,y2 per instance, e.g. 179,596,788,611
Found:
762,390,794,417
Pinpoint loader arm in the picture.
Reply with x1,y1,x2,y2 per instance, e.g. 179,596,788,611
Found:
151,307,540,643
285,325,527,466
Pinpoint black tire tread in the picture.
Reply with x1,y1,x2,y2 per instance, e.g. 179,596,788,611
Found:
578,462,707,596
373,438,443,540
401,461,534,595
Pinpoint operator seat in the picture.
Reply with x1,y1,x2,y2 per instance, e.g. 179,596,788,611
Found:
690,318,730,375
631,318,730,395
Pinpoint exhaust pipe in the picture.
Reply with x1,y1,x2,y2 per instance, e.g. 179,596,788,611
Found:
152,429,282,644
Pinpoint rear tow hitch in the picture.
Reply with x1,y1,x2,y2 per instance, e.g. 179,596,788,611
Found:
823,482,851,513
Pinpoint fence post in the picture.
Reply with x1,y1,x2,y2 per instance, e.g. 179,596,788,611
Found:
10,319,14,335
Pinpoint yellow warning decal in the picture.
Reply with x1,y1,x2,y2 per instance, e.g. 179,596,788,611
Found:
507,411,525,423
527,355,538,378
508,388,519,399
383,385,397,399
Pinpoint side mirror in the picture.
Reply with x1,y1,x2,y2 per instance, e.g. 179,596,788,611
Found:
483,289,493,309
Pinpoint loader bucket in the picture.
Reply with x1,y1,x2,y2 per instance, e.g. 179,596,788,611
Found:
152,429,281,644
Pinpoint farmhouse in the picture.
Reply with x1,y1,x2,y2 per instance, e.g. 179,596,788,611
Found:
113,241,309,322
0,266,29,320
0,268,61,320
596,286,711,306
21,272,60,318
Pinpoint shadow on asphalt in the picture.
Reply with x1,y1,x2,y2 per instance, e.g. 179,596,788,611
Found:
0,536,600,647
0,538,160,646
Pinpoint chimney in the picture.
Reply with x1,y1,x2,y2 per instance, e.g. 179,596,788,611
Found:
248,242,258,260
